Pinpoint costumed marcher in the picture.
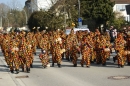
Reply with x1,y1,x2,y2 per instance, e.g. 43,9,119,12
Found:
52,32,65,67
80,40,91,67
39,49,50,68
100,34,110,65
123,30,130,65
95,34,102,64
65,35,71,61
1,33,10,66
25,37,33,73
114,33,126,68
9,36,20,74
69,29,80,66
19,33,30,73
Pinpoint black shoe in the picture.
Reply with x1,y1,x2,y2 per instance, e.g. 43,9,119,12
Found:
91,61,94,63
107,58,110,60
30,64,33,68
97,62,101,64
70,57,73,61
52,63,54,67
87,65,90,68
22,68,24,72
11,70,14,73
28,68,30,71
94,59,96,62
118,65,121,68
102,63,106,66
27,71,30,73
113,57,115,62
44,65,47,68
74,64,77,67
16,70,19,74
26,68,30,73
58,64,61,68
121,65,124,68
81,64,84,67
128,62,130,65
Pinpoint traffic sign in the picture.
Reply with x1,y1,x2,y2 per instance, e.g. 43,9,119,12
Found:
78,18,82,22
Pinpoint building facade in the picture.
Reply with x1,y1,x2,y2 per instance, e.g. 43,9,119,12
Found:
24,0,130,22
29,0,52,11
111,0,130,22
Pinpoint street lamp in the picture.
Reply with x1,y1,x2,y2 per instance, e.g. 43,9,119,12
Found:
23,9,28,25
0,8,2,27
3,15,9,27
5,17,9,27
1,15,10,27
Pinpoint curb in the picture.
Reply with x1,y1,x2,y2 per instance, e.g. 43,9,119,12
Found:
0,53,23,86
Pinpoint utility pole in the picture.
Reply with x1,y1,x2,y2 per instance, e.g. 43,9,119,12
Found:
78,0,80,18
0,17,2,27
6,18,9,27
78,0,82,27
0,8,2,27
23,9,28,25
64,0,66,30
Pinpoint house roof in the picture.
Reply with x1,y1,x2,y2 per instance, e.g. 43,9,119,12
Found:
111,0,130,4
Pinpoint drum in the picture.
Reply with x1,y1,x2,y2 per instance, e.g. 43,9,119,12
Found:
60,49,66,54
124,50,130,55
104,48,110,52
127,31,130,35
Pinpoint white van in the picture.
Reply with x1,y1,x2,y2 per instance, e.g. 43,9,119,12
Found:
65,28,90,35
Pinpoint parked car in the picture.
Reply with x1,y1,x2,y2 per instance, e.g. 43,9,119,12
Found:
65,28,90,35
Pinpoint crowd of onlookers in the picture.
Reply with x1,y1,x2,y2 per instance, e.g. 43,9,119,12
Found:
106,26,130,43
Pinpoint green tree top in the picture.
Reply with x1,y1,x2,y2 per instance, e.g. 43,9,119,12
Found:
81,0,115,28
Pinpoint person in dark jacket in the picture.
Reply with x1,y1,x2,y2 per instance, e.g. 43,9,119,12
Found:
109,26,115,43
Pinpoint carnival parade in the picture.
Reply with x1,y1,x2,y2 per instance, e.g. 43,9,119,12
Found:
0,26,130,74
1,0,130,86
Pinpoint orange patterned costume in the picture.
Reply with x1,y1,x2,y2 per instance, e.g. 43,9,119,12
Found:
39,50,50,68
114,33,126,68
81,44,91,67
9,38,20,74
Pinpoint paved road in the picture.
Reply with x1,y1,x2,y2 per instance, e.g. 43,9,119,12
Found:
0,49,130,86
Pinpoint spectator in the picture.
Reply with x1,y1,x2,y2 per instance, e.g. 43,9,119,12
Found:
109,26,114,43
112,29,117,39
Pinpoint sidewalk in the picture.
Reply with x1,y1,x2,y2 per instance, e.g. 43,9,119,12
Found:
0,55,17,86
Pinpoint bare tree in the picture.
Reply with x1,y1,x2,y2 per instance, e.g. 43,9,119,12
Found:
0,3,10,27
0,3,10,16
49,0,58,7
7,0,23,10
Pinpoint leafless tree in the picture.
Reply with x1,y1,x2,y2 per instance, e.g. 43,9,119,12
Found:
7,0,23,10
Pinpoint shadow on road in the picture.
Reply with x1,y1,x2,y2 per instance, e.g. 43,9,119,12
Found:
0,64,9,72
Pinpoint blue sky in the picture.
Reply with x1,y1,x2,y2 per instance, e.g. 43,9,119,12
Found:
0,0,26,8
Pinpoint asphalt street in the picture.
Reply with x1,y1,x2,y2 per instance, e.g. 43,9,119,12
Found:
0,49,130,86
